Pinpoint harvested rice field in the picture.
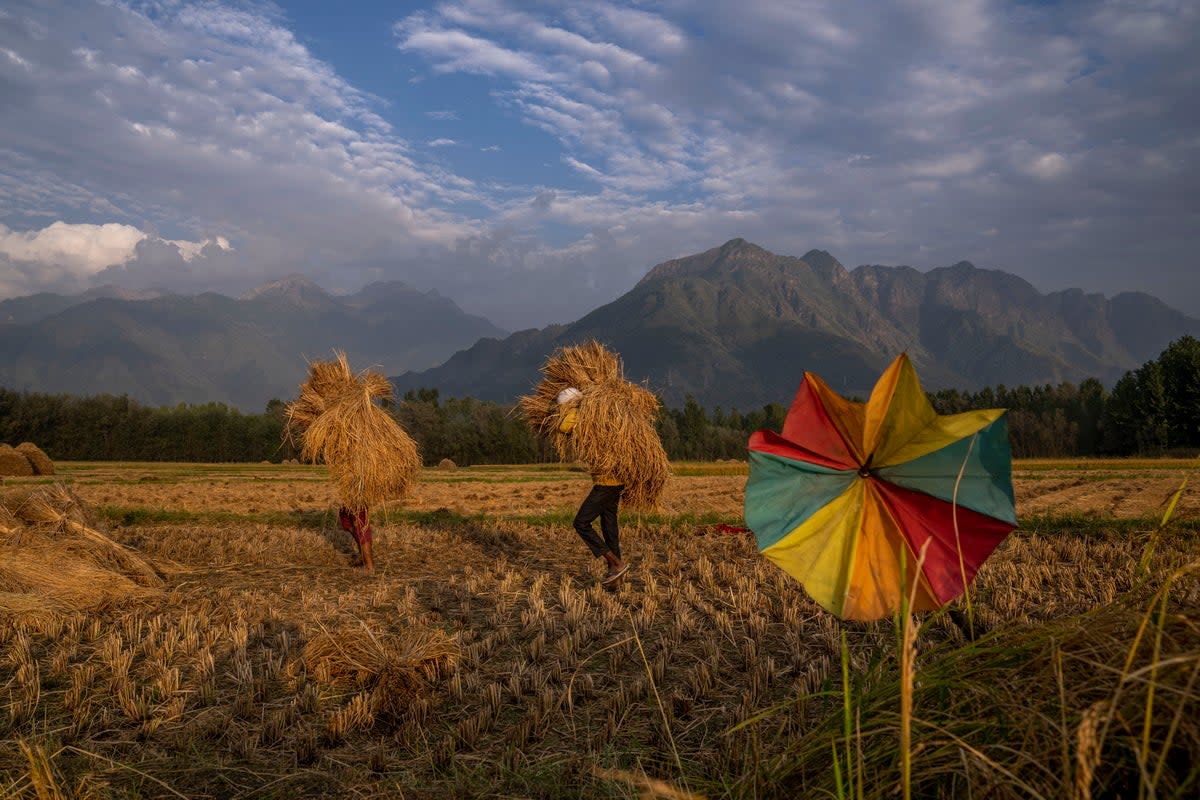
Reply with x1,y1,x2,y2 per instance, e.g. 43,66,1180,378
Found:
2,459,1199,798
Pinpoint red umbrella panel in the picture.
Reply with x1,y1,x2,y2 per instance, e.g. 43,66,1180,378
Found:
745,354,1017,620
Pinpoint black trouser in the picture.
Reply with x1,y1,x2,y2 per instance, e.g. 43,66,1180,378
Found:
573,484,624,558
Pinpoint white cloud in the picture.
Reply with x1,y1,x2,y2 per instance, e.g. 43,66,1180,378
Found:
589,3,686,56
903,151,987,180
1088,0,1199,50
564,157,602,178
0,221,145,274
0,220,230,267
397,25,546,79
1024,152,1070,180
427,138,457,147
0,220,231,296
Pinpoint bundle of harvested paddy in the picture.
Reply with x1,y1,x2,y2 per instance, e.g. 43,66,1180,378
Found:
0,546,156,618
2,483,91,526
519,340,670,511
284,353,362,437
518,340,619,441
301,624,458,717
0,484,162,621
285,352,421,511
15,442,54,475
2,484,161,586
0,443,34,477
437,457,457,469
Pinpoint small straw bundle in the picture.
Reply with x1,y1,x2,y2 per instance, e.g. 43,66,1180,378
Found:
285,352,421,511
300,624,459,717
15,442,54,475
519,340,669,511
0,485,161,622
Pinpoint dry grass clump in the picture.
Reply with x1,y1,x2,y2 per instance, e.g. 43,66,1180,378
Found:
751,577,1200,799
0,443,34,477
0,484,161,620
519,340,669,510
285,351,421,510
300,623,459,717
14,442,54,475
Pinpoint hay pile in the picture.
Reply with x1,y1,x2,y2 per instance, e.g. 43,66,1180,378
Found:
0,443,34,477
437,458,457,469
300,624,458,717
519,340,669,510
0,484,161,621
285,352,421,511
15,442,54,475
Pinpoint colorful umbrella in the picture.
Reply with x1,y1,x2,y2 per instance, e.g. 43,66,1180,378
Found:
745,354,1016,620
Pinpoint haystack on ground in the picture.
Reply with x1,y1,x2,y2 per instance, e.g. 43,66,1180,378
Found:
519,340,670,511
15,442,54,475
300,624,458,717
437,458,457,469
0,484,161,623
0,443,34,477
285,352,421,511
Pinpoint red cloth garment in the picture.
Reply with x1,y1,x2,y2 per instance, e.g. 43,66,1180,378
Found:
338,506,373,544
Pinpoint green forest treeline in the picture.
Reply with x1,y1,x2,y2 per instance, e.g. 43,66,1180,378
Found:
3,337,1199,465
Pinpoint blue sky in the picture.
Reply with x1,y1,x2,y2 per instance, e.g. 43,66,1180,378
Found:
0,0,1197,329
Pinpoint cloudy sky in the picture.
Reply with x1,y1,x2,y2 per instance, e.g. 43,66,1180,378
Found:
0,0,1197,329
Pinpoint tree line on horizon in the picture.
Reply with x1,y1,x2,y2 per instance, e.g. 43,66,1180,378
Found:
2,337,1198,465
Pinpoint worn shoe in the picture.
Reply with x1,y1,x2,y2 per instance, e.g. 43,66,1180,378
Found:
601,564,630,585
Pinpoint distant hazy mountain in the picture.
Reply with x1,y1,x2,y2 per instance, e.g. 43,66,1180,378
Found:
0,285,164,326
392,239,1200,408
0,276,505,409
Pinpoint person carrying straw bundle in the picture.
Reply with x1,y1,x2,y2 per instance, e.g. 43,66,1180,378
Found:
519,340,669,587
285,352,421,573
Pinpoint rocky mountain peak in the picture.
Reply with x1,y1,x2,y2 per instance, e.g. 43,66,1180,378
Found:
239,274,333,308
393,241,1200,409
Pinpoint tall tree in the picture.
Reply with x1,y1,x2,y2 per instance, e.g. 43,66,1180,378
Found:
1158,335,1200,449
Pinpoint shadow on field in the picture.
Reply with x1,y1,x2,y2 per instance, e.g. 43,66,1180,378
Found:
405,507,528,560
293,506,538,566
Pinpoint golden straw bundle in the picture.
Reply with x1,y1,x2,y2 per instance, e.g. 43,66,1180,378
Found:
518,340,620,440
284,354,360,435
300,624,459,717
285,352,421,510
519,340,670,511
0,485,162,621
1,484,162,587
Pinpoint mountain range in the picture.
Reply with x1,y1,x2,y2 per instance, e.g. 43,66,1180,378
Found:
2,239,1196,411
392,239,1200,408
0,276,505,410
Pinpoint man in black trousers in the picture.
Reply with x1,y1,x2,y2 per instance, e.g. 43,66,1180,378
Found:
556,387,629,585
